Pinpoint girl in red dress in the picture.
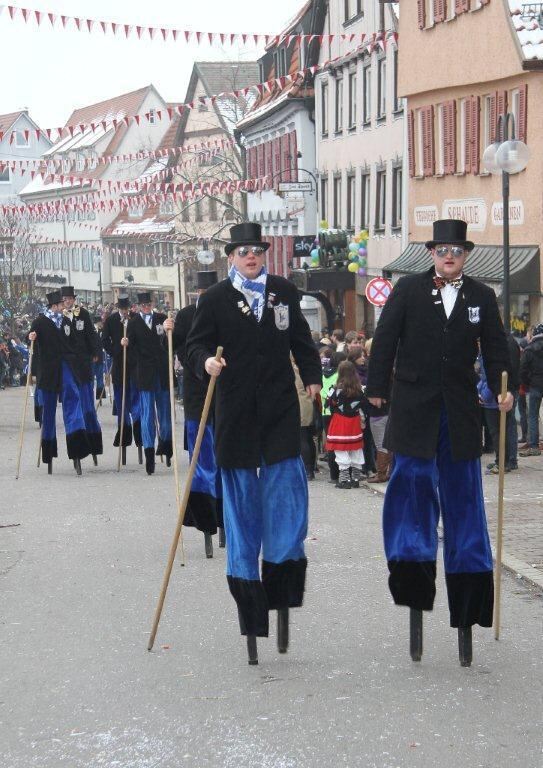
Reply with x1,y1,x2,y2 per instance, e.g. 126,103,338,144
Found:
325,360,365,489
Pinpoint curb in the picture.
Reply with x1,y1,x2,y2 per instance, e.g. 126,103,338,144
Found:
361,481,543,594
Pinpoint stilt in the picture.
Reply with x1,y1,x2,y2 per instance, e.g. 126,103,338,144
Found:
73,458,82,476
204,533,213,559
246,635,258,665
121,446,127,466
138,446,143,465
277,608,289,654
47,460,52,475
144,447,155,476
92,454,98,466
410,608,423,662
218,527,226,548
166,456,171,467
458,627,473,667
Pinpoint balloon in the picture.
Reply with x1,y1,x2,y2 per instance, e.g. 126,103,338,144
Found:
320,220,329,230
358,247,367,257
361,229,369,239
310,248,319,260
359,258,367,267
358,267,367,276
348,262,359,273
349,242,359,252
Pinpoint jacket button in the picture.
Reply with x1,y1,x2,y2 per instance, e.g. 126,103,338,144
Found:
442,356,447,361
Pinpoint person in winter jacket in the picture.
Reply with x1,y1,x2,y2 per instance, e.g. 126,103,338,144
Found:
519,322,543,457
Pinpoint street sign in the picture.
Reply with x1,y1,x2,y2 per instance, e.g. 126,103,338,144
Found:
365,277,393,307
278,182,313,193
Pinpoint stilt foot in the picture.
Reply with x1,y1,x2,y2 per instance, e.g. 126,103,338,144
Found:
247,635,258,665
204,533,213,559
458,627,472,667
92,454,98,466
410,608,423,662
218,527,226,548
121,446,126,466
277,608,289,654
166,456,171,467
47,460,53,475
73,459,82,476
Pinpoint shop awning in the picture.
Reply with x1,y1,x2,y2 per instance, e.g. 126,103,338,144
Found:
384,243,540,294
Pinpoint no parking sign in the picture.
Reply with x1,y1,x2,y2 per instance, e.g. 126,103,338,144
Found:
365,277,393,307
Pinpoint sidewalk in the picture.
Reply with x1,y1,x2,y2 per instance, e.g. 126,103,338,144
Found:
361,454,543,592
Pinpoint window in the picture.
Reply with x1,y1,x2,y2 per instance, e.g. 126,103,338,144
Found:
195,198,203,222
76,154,85,172
333,175,342,228
128,205,144,219
360,171,370,229
436,104,445,175
321,80,329,136
181,203,190,222
483,94,495,150
274,48,288,78
208,196,218,220
224,192,235,220
15,130,30,147
346,174,356,230
335,77,344,133
0,166,9,183
159,200,175,216
258,62,265,84
148,108,157,125
362,64,372,125
88,152,98,171
392,166,402,229
44,249,51,269
344,0,363,22
348,72,357,128
375,169,386,231
61,248,69,270
82,247,90,271
458,99,467,174
377,58,387,119
71,247,81,271
198,101,209,112
393,49,402,113
320,175,328,223
62,156,72,174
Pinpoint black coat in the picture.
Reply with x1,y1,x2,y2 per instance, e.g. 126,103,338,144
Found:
29,314,79,392
186,275,322,469
127,311,169,391
173,303,210,421
520,334,543,391
62,306,101,383
365,268,511,461
102,311,137,387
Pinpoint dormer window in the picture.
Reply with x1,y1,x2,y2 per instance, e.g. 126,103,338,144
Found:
148,108,157,125
128,204,144,219
76,153,85,172
15,130,30,148
62,156,72,174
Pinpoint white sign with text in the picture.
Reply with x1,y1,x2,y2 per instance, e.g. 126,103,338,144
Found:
442,198,487,231
491,200,524,226
414,206,439,227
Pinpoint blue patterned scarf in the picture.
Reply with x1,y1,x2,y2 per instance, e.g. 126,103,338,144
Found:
45,308,63,328
229,265,267,321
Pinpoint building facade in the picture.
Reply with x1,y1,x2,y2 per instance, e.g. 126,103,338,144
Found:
390,0,542,331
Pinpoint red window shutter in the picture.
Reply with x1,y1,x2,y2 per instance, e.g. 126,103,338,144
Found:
448,100,457,174
247,147,256,180
273,137,281,189
464,98,472,173
455,0,469,13
422,106,435,177
289,131,298,181
281,134,291,182
470,96,480,175
417,0,426,29
442,104,450,174
488,92,497,144
408,109,415,177
518,84,528,142
434,0,446,23
275,236,283,276
257,144,265,178
496,89,508,125
265,141,273,179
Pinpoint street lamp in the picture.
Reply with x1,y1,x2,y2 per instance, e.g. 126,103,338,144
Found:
482,113,530,332
96,253,104,305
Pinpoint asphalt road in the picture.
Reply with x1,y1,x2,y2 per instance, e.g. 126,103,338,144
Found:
1,387,542,768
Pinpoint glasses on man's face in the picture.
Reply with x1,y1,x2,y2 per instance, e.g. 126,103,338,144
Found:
237,246,266,257
435,246,466,258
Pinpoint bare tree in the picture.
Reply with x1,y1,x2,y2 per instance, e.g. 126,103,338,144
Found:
0,213,38,335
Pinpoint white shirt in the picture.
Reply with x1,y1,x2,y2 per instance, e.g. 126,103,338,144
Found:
436,273,463,319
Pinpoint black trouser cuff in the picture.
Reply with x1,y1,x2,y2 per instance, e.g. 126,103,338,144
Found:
66,429,91,460
87,431,103,455
261,557,308,610
387,560,437,611
133,419,142,447
446,571,494,628
227,576,269,636
184,492,218,534
156,438,173,459
113,423,133,447
41,438,58,463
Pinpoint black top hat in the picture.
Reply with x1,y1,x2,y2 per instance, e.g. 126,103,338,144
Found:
196,271,218,290
225,222,270,256
117,294,131,309
46,290,63,306
61,285,76,298
137,291,153,304
425,219,475,251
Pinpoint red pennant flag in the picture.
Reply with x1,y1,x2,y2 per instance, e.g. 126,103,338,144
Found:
74,17,81,31
123,24,131,38
149,27,156,39
122,116,130,127
160,28,167,40
172,29,178,41
253,34,259,45
207,32,213,44
111,22,117,34
86,19,93,33
60,15,68,27
229,33,236,45
241,33,248,44
167,107,173,120
136,26,143,38
220,33,226,45
134,115,140,125
184,30,190,42
34,10,41,25
100,20,107,34
8,7,16,20
47,12,55,25
195,31,202,43
156,110,162,121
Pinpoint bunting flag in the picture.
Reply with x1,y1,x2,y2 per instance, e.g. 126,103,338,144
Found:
0,37,398,147
0,4,395,47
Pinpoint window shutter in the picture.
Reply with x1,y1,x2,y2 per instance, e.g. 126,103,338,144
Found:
273,137,281,189
247,147,257,180
455,0,469,13
470,96,480,175
448,100,457,174
257,144,265,178
434,0,446,23
518,84,528,142
408,109,415,177
417,0,426,29
488,92,497,144
443,102,454,174
275,236,283,276
422,105,435,177
289,131,298,181
265,141,273,178
464,98,472,173
496,89,508,126
281,134,291,182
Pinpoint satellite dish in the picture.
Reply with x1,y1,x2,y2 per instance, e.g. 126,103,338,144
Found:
197,249,215,265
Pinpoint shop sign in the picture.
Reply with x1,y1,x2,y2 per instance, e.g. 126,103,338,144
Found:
441,198,487,231
491,200,524,226
414,206,439,227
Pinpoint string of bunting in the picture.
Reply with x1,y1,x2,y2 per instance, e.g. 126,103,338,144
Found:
0,34,397,146
0,4,396,47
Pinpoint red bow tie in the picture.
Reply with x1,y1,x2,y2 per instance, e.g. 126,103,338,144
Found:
433,275,463,290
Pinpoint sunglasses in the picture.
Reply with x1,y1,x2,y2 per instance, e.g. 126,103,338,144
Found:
434,246,466,258
237,246,266,257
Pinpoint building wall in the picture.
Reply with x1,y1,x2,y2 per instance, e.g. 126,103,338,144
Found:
0,113,52,199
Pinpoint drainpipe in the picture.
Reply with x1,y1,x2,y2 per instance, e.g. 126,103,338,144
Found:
233,128,248,219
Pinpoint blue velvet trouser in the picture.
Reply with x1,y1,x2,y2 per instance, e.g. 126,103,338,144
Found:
93,359,105,398
113,382,142,447
41,362,91,462
222,456,308,636
183,420,223,534
384,409,494,628
139,381,172,457
78,380,103,455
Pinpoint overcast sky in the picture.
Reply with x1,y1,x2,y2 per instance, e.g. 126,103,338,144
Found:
1,0,298,128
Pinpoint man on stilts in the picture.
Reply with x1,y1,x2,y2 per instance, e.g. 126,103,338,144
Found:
102,295,142,464
366,219,513,666
125,291,172,475
61,286,103,464
164,271,224,560
28,290,92,474
186,223,322,664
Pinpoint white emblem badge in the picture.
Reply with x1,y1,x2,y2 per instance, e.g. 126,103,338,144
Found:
156,324,164,336
76,320,84,331
468,306,480,324
64,324,71,336
273,303,289,331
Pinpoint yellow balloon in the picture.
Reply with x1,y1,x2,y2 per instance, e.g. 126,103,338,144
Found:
348,261,359,273
361,229,369,239
320,219,329,230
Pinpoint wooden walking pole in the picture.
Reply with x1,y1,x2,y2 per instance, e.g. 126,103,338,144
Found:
15,339,35,480
147,345,223,651
117,322,128,472
166,314,185,567
494,370,509,641
37,422,43,468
